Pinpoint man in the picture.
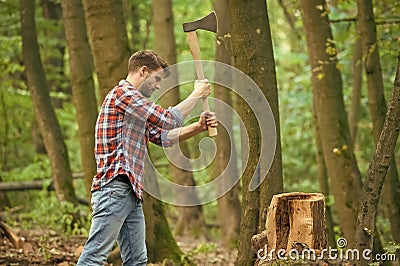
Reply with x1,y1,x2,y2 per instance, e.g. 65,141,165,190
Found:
77,50,217,265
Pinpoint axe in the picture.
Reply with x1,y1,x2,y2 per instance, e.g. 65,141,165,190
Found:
183,12,218,137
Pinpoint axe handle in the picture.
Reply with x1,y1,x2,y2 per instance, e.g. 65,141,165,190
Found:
186,31,218,137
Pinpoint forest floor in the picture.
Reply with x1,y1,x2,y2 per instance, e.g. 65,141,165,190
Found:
0,225,238,265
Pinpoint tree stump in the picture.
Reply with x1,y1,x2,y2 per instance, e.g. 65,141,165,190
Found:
252,192,327,256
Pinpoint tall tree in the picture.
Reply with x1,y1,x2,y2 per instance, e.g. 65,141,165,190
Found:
61,0,98,196
41,0,68,108
143,162,185,264
126,0,140,52
153,0,207,237
357,0,400,246
214,0,241,248
313,96,336,247
348,35,363,143
20,0,77,204
81,0,131,102
300,0,363,244
355,53,400,261
230,0,282,264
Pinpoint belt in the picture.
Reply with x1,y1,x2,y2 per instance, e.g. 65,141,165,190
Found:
115,175,131,186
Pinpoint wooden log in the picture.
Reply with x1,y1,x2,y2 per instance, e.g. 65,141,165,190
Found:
0,220,24,249
0,173,84,192
253,192,327,255
0,180,45,191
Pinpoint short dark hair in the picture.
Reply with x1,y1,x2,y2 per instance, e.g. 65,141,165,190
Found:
128,50,170,77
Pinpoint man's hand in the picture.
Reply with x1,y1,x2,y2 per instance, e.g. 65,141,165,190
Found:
198,111,218,131
191,79,211,98
164,111,218,143
174,79,211,118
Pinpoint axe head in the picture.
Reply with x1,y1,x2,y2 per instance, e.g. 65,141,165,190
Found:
183,11,218,33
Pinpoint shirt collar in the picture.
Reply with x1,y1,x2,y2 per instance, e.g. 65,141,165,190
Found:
119,79,136,89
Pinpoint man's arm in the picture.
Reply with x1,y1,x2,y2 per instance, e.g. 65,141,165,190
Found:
164,112,217,143
148,112,217,146
173,80,211,119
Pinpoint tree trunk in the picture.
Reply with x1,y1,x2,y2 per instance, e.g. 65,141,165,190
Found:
81,0,131,102
354,53,400,261
251,0,283,237
19,0,77,204
300,0,363,245
276,0,302,50
348,35,363,144
127,1,140,52
143,161,185,264
230,0,282,264
312,96,336,248
214,0,241,248
357,0,400,248
0,89,10,171
31,119,46,155
41,0,68,108
153,0,207,238
61,0,98,197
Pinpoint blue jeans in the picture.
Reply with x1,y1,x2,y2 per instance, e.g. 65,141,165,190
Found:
77,178,147,266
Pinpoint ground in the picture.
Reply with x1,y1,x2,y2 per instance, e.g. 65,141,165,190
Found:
0,226,237,265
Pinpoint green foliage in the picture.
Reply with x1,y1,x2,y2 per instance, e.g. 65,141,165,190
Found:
192,242,217,255
6,191,90,237
38,233,52,262
177,242,217,265
55,101,82,172
274,49,318,192
3,154,50,182
384,242,400,255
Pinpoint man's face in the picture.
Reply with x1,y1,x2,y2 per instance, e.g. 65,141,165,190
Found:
138,67,163,98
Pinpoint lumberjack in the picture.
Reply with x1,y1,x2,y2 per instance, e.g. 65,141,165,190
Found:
77,29,218,266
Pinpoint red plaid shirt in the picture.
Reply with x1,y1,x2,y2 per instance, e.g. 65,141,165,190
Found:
92,80,183,200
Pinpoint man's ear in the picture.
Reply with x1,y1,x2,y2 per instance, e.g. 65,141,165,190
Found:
140,66,148,77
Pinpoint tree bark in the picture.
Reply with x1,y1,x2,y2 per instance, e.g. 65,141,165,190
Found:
143,161,185,264
214,0,241,248
41,0,68,108
357,0,400,248
61,0,98,196
312,96,336,248
0,89,10,171
300,0,363,245
31,119,46,155
81,0,131,102
127,1,140,52
254,192,326,253
348,35,363,144
20,0,77,204
354,53,400,261
277,0,302,46
230,0,282,264
252,0,283,237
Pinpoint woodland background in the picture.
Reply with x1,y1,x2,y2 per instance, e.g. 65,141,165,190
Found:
0,0,399,265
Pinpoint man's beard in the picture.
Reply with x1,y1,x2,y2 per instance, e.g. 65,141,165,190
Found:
138,82,154,98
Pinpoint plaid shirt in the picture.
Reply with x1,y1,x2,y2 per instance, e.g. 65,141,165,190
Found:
92,80,183,200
